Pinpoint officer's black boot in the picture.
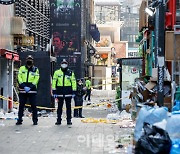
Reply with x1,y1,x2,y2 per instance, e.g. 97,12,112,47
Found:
33,121,38,125
74,109,78,118
16,119,22,125
67,119,72,125
79,109,85,118
55,119,61,125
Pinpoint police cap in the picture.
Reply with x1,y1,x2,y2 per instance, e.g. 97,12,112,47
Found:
61,59,68,64
26,55,34,60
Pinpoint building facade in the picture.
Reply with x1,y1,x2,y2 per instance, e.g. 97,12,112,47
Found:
120,0,140,51
92,0,126,90
0,0,52,110
0,1,19,111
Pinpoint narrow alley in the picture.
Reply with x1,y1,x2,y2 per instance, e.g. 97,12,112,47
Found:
0,90,134,154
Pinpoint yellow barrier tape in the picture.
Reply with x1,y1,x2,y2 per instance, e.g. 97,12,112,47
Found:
91,81,118,88
84,76,118,79
0,95,128,111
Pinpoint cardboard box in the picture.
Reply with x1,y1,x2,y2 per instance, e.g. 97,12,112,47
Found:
164,97,172,111
164,97,171,104
141,90,150,102
165,31,180,61
145,81,156,91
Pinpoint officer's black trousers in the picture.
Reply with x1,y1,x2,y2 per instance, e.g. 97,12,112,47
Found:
74,96,83,117
84,89,91,101
57,97,72,122
18,93,38,123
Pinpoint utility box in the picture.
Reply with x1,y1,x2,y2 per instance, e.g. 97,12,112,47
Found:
165,31,180,61
19,52,54,108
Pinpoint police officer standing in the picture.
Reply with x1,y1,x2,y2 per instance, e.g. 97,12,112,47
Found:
52,59,76,125
84,77,92,101
16,55,40,125
74,79,85,118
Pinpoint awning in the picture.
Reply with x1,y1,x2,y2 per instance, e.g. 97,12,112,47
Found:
0,49,19,61
90,24,100,42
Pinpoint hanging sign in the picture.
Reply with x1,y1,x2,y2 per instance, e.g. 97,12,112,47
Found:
14,35,34,46
22,36,34,46
0,0,15,5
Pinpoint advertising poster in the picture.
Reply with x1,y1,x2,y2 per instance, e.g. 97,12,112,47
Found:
50,0,81,78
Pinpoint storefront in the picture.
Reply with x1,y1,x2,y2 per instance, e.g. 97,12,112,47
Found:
0,2,19,111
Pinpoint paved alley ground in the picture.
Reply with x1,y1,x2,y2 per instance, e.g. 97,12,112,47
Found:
0,90,134,154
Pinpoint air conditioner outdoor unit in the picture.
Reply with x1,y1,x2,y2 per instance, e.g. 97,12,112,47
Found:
11,17,27,35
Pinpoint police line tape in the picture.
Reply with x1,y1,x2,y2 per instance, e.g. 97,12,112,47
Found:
91,82,119,88
0,95,128,110
84,76,118,79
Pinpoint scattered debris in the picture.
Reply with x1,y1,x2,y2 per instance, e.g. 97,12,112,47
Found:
116,144,123,149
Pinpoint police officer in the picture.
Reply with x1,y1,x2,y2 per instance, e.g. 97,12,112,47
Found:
84,77,92,101
74,79,85,118
16,55,40,125
52,59,76,125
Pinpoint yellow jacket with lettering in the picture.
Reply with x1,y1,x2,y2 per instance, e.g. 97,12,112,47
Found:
85,79,91,90
18,65,40,93
52,68,77,97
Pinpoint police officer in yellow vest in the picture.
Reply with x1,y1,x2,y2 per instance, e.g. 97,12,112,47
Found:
52,59,77,125
16,55,40,125
84,77,92,101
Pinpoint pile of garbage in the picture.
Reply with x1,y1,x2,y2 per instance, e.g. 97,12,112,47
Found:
130,68,171,119
107,110,135,128
81,110,135,127
134,105,180,153
0,109,18,120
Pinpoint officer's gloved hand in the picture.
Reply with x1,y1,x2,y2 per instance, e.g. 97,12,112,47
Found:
72,91,76,98
53,94,58,98
24,87,31,93
29,83,36,89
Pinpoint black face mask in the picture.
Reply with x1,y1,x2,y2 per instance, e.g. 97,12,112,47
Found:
26,60,33,66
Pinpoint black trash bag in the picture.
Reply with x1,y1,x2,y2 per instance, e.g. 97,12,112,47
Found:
135,123,172,154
